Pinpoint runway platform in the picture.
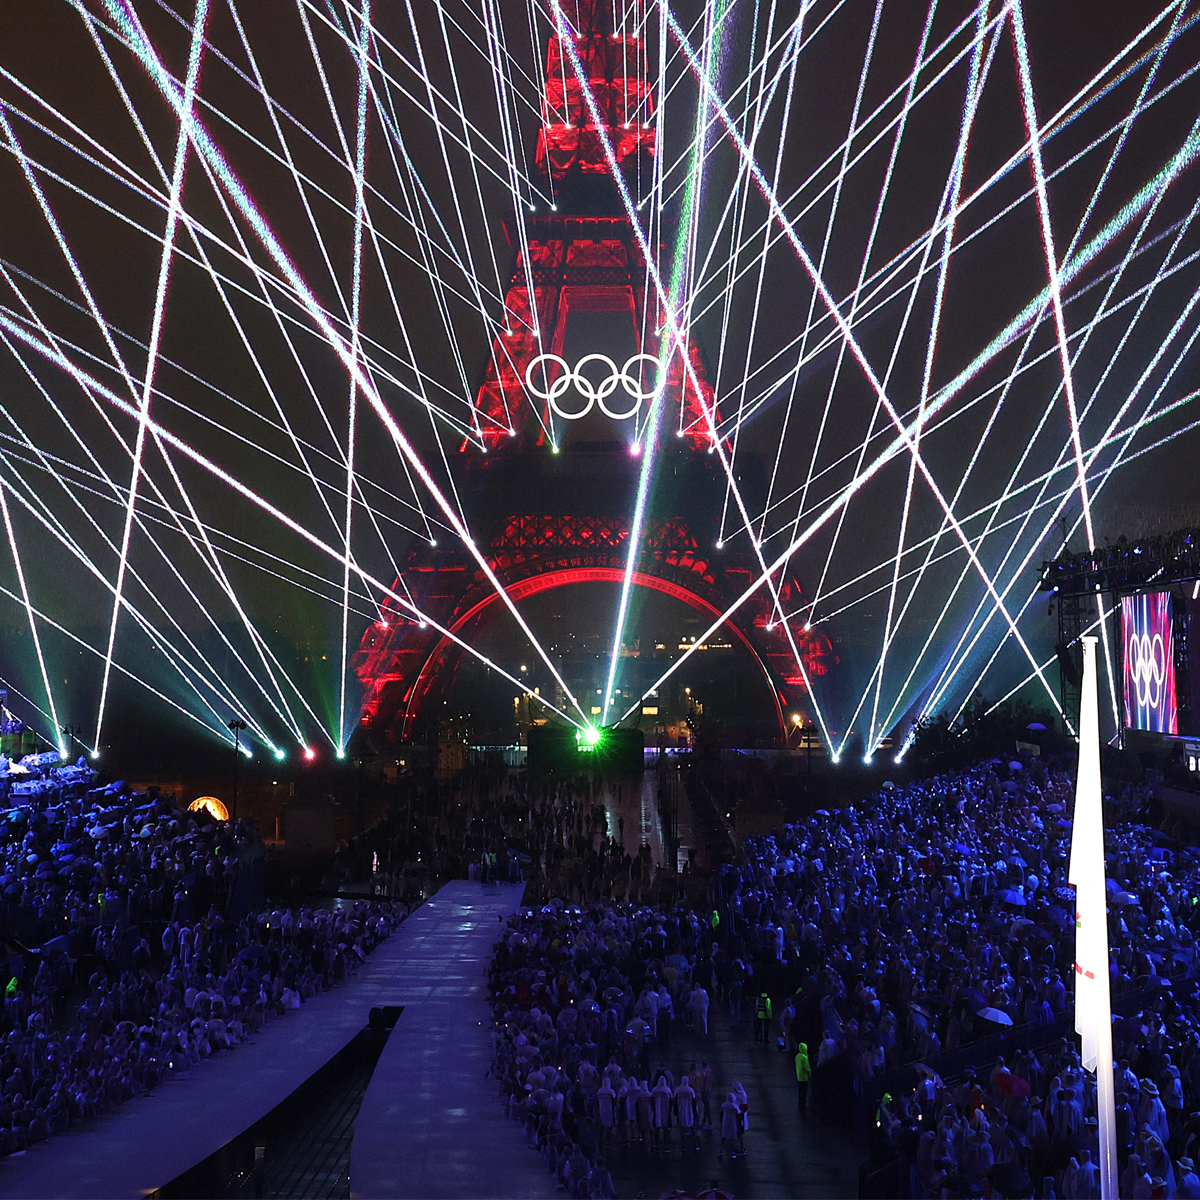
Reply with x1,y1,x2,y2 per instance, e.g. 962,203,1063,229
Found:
0,880,540,1199
348,879,550,1198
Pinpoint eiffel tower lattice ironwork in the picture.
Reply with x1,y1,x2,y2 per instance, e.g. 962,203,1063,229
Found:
353,0,834,745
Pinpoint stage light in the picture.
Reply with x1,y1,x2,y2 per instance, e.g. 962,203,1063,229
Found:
336,749,346,760
303,747,316,761
576,726,603,753
273,748,285,761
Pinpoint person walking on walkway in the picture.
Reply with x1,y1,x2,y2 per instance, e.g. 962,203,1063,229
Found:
754,991,772,1045
621,1076,637,1146
795,1041,812,1113
588,1156,615,1199
733,1080,749,1156
719,1092,741,1160
694,1060,713,1129
688,982,710,1037
652,1074,672,1151
597,1077,615,1150
675,1075,698,1151
635,1078,654,1147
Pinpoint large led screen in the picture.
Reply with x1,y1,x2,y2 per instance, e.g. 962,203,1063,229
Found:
1122,591,1178,734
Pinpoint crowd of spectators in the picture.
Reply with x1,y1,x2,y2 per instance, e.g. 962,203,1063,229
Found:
727,759,1190,1073
335,766,693,909
0,752,406,1159
489,901,755,1198
725,755,1200,1197
482,750,1200,1197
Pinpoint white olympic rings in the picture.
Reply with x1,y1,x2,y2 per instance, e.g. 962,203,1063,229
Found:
1128,630,1167,710
524,353,663,421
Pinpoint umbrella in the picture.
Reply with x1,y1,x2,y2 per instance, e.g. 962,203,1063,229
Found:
997,889,1026,907
995,1073,1032,1097
1045,906,1073,930
815,809,830,817
961,987,988,1013
1026,722,1048,731
953,842,973,855
1046,803,1064,813
976,1006,1014,1026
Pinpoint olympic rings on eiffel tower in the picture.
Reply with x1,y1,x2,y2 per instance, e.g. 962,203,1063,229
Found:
524,353,664,421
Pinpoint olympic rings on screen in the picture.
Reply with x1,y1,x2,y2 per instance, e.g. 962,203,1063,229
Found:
524,353,664,421
1128,630,1166,710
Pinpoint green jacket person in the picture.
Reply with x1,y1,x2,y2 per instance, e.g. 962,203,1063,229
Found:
754,992,773,1043
794,1042,811,1112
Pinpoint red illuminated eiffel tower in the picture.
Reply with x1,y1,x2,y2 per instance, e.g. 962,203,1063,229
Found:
354,0,834,744
472,0,714,449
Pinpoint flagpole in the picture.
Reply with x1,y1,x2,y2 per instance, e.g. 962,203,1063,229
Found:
1071,635,1117,1199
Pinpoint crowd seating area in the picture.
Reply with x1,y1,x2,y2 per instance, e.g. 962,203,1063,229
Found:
487,755,1200,1198
0,755,405,1158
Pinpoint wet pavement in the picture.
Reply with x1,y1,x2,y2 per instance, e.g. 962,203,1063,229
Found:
594,767,700,868
571,998,863,1200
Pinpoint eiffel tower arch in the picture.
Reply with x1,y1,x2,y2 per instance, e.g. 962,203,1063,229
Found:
354,0,835,745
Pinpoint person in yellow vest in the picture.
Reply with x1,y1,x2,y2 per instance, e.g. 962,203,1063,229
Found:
754,991,772,1044
794,1042,812,1112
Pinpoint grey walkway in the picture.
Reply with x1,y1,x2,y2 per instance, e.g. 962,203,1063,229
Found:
348,879,550,1199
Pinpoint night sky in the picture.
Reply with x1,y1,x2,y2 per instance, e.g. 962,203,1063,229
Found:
0,0,1198,762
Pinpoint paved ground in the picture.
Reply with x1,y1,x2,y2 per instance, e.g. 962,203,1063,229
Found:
595,768,701,867
553,1003,862,1200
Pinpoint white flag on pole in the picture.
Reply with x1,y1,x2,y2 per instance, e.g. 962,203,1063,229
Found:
1068,635,1117,1199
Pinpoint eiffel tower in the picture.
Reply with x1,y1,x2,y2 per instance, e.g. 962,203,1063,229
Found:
354,0,833,745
